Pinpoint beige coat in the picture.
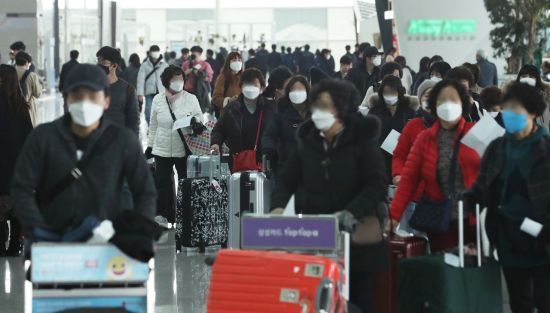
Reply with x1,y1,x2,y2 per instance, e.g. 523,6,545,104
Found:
16,66,42,127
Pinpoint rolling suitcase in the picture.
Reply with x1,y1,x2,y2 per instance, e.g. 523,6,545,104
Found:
372,235,428,313
187,154,230,179
206,249,346,313
396,202,502,313
175,176,229,252
227,171,271,249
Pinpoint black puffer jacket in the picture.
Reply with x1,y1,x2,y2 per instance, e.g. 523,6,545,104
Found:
271,114,389,272
261,100,306,174
211,95,275,157
368,97,417,178
0,93,33,196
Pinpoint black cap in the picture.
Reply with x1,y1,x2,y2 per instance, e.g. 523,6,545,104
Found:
96,46,122,65
364,46,381,58
64,64,110,93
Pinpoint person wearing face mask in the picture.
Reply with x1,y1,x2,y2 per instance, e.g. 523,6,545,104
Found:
368,76,417,178
212,52,244,116
346,46,382,99
11,64,156,241
464,82,550,313
146,66,203,226
137,45,168,126
182,46,214,112
270,78,387,313
210,68,275,168
428,61,451,83
262,66,293,102
14,52,41,127
0,64,32,256
360,61,419,110
392,79,437,186
389,80,480,252
96,46,139,135
182,46,214,91
512,65,550,129
261,75,311,176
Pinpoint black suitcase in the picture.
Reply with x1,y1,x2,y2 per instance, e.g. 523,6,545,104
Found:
175,177,229,252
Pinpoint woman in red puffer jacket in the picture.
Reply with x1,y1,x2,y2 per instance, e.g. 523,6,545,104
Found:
390,79,481,252
392,79,437,185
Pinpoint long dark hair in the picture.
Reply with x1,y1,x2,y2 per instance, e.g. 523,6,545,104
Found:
220,52,243,80
0,64,28,116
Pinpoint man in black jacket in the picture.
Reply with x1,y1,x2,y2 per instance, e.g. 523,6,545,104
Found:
346,46,381,99
11,64,156,236
96,46,139,135
298,44,315,77
59,50,79,91
267,44,282,72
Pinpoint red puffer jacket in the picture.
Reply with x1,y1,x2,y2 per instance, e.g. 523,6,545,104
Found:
392,117,430,177
391,117,430,204
390,118,480,221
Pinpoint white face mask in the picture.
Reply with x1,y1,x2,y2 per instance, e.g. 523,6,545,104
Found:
69,100,104,127
170,80,184,93
242,85,261,100
430,76,442,82
373,56,382,67
436,101,462,122
383,95,399,105
230,60,242,72
150,51,160,59
488,111,499,118
421,100,429,111
289,90,307,104
519,77,536,87
311,109,336,131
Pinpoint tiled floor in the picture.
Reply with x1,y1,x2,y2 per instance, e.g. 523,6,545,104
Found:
0,231,213,313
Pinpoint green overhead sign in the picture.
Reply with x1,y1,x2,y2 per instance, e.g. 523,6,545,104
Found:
408,19,477,36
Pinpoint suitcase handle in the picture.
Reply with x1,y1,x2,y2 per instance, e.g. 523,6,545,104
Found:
315,278,334,313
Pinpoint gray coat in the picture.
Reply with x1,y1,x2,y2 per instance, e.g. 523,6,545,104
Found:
11,115,156,230
477,58,498,87
136,58,168,97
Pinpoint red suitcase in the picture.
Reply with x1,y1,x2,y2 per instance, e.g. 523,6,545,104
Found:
207,250,346,313
372,235,428,313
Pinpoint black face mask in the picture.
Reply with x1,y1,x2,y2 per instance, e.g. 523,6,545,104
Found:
98,64,111,75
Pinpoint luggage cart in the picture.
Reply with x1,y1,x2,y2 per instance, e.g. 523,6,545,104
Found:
238,214,350,300
29,243,152,313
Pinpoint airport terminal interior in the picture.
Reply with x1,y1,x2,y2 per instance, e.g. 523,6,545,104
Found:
0,0,549,312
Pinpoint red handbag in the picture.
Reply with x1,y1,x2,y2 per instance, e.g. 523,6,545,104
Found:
232,110,263,173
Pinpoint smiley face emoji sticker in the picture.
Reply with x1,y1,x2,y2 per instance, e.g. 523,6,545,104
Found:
107,256,132,279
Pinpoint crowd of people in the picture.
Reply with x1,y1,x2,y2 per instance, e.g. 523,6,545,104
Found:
0,38,549,313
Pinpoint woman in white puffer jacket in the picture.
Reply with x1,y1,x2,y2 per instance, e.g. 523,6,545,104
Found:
146,66,202,225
